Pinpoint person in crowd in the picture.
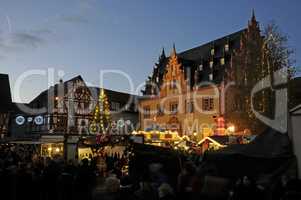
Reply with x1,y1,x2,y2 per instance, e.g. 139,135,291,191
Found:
43,158,61,200
120,175,135,200
75,158,95,200
15,162,33,200
231,176,261,200
133,173,158,200
57,161,76,200
149,163,168,190
177,161,196,200
281,178,301,200
158,183,175,200
92,173,121,200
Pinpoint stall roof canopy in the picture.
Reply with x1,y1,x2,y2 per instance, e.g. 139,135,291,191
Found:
203,128,294,178
198,136,228,147
206,128,292,159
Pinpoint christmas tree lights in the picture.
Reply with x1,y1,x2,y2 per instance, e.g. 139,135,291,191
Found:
90,88,111,134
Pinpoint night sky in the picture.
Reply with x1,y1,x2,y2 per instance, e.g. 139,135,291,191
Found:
0,0,300,102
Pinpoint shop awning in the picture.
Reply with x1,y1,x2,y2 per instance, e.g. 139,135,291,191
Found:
10,140,41,145
40,135,64,143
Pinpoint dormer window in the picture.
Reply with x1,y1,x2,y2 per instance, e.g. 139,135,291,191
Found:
220,58,225,65
210,61,214,68
211,48,215,56
225,44,229,52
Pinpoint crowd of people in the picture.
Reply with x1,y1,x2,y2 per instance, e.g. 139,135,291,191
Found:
93,157,301,200
0,144,94,200
0,144,128,200
1,143,301,200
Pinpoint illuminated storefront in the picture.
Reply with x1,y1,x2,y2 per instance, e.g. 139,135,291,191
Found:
40,135,65,157
41,143,64,157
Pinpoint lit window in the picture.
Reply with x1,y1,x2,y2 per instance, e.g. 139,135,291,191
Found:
209,73,213,81
202,97,214,111
211,48,215,55
186,101,194,113
170,103,178,114
220,58,225,65
210,61,213,68
199,64,203,71
157,104,163,116
156,76,159,83
143,106,150,119
225,44,229,52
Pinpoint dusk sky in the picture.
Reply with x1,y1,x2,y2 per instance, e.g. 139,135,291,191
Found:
0,0,300,103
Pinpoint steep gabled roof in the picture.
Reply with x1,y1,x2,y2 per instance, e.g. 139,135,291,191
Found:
29,75,85,104
88,87,137,104
27,75,138,113
178,29,245,62
0,74,12,112
153,29,245,83
11,102,30,114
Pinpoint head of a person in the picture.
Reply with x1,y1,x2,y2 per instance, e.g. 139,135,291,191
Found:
242,176,251,186
281,175,289,187
105,176,120,193
82,158,89,166
120,175,132,188
67,159,74,165
158,183,174,199
184,161,196,175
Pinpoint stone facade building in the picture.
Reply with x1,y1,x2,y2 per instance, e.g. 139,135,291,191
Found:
139,12,265,135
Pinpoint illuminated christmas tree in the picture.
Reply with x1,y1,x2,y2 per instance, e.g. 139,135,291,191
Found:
90,88,111,134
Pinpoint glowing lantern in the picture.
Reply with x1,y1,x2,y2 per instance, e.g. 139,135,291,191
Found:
227,125,235,133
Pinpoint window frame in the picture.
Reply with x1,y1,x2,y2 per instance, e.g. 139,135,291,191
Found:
143,106,151,119
170,102,178,115
202,97,214,111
